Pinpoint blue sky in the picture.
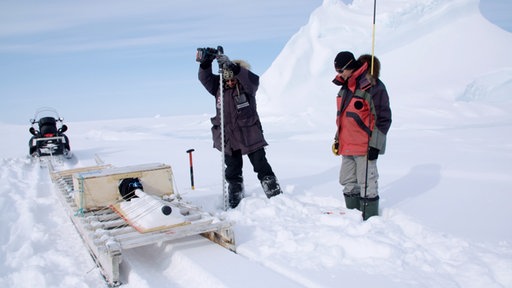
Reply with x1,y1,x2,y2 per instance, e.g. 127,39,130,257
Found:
480,0,512,32
0,0,323,124
0,0,510,124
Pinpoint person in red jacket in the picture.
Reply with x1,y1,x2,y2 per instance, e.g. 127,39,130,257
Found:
332,51,392,220
198,50,282,209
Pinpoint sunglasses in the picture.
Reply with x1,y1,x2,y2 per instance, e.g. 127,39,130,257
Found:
336,59,353,73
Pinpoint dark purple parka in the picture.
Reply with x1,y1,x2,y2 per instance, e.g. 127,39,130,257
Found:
199,63,268,155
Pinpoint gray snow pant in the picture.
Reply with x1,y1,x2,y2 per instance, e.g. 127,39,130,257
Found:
339,155,379,198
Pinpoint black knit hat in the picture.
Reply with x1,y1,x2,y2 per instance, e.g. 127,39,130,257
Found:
334,51,359,71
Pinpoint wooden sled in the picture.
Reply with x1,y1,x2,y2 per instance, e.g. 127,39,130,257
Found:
50,162,235,287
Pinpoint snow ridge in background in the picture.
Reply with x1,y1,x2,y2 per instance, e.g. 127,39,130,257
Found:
258,0,512,127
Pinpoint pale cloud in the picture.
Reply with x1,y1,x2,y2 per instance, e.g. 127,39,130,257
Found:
0,0,320,53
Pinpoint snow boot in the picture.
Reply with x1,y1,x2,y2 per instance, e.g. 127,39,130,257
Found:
344,193,361,210
360,196,379,221
261,176,282,198
228,181,244,208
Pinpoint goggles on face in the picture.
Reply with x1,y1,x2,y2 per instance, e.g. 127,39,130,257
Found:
335,59,353,73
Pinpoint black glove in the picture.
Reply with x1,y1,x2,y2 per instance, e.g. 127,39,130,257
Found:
205,48,217,61
197,48,216,68
217,54,232,69
368,147,379,160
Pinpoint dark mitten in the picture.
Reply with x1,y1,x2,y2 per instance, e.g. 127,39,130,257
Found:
197,48,216,68
368,147,379,160
204,48,218,62
217,54,232,68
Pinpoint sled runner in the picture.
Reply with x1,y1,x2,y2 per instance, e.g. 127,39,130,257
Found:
49,162,235,287
28,107,72,165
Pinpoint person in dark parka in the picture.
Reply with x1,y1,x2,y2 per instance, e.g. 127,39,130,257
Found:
198,51,282,208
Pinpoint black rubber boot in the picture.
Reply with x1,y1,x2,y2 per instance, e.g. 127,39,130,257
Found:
344,193,361,210
261,176,282,198
360,196,379,221
228,181,244,208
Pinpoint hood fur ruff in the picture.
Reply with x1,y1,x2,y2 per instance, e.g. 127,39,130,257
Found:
233,59,251,70
357,54,380,84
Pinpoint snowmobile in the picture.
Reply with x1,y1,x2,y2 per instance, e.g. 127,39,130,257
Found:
28,107,72,161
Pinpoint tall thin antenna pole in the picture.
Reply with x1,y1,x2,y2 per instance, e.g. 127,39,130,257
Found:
364,0,377,221
371,0,377,76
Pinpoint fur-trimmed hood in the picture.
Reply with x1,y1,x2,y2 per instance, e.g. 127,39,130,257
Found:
357,54,380,85
233,59,251,70
222,59,252,81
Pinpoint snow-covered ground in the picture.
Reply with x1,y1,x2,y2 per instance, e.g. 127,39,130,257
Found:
1,0,512,287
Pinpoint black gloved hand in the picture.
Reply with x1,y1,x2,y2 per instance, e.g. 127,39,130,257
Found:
368,147,379,160
217,54,232,69
204,48,217,63
197,48,216,68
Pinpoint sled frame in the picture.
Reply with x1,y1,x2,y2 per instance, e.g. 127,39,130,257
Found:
50,164,235,287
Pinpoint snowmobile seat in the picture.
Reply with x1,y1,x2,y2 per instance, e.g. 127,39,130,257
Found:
39,117,58,137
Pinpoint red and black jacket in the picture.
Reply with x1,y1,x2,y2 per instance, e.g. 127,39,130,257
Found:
333,62,377,156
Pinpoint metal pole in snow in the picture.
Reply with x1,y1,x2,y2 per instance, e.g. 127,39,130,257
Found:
186,149,195,190
363,0,377,221
217,48,228,211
